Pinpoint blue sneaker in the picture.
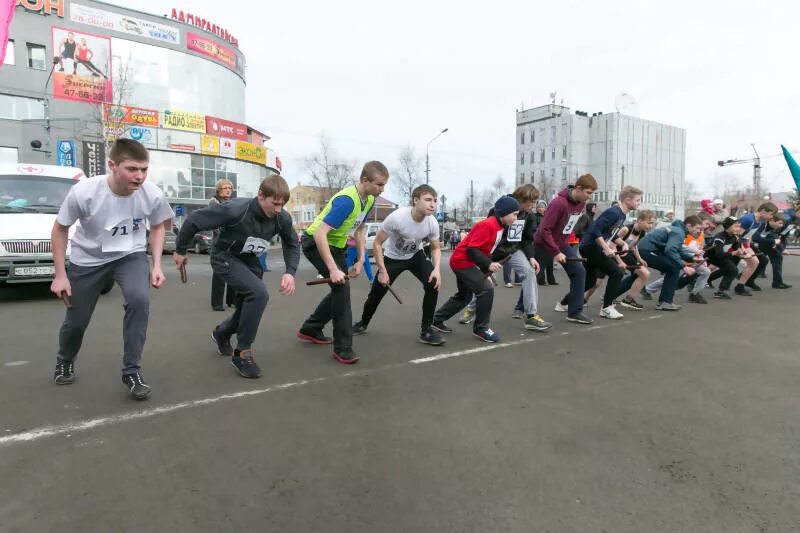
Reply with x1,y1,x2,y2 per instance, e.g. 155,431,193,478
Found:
473,328,500,343
211,326,233,356
231,349,262,378
431,321,452,333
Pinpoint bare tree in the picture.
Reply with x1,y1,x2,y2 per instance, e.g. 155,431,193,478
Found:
304,133,356,191
91,54,134,147
491,175,507,197
476,188,495,216
538,176,558,201
394,145,422,205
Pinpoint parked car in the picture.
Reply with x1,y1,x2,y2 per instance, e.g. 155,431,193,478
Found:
145,225,178,255
187,230,213,254
364,222,381,257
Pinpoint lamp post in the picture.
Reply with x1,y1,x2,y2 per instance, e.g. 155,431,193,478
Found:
425,127,448,184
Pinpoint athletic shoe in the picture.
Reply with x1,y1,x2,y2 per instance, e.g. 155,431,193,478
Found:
688,293,708,304
619,295,644,310
458,309,475,324
655,302,682,311
554,301,568,312
431,321,453,333
332,349,360,364
548,281,559,286
473,328,500,343
351,321,367,335
511,309,524,319
772,283,792,289
714,291,732,300
745,282,762,292
419,328,446,346
231,349,262,378
212,305,225,312
566,313,593,325
524,314,552,331
504,282,513,288
122,372,152,399
734,284,752,296
640,287,653,301
297,328,333,344
599,305,624,320
53,360,75,385
211,326,234,356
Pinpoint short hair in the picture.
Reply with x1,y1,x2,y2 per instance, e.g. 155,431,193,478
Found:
637,209,655,221
258,174,290,202
574,173,598,190
109,138,149,164
696,211,712,222
411,184,437,203
215,179,233,192
512,183,539,204
360,161,389,181
757,202,778,213
772,212,786,223
620,185,643,201
684,215,702,226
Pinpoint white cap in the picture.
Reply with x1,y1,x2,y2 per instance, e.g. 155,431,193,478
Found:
712,198,724,205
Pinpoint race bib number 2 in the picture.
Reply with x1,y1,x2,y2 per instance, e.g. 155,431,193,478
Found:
242,236,269,254
562,214,581,235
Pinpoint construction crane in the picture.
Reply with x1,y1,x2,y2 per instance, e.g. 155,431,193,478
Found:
717,143,762,197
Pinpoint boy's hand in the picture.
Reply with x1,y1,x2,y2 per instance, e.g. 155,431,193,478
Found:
329,268,348,284
173,252,187,268
488,262,502,273
51,275,71,298
529,258,540,274
377,270,390,286
555,253,567,264
279,273,295,295
348,260,362,278
428,268,441,290
151,266,166,288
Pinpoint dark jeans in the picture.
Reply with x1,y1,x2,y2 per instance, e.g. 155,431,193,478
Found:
211,253,268,351
434,266,494,331
762,246,784,285
580,243,624,308
535,247,556,284
210,249,236,308
300,234,352,352
640,250,681,303
359,251,438,332
557,245,587,315
707,253,738,291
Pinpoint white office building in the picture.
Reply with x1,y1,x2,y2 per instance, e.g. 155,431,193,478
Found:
516,104,686,217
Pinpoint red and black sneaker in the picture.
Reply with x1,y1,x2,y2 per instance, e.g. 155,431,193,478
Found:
332,349,360,364
297,328,333,345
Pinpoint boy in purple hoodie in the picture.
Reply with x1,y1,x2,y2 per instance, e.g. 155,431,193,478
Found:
533,174,598,324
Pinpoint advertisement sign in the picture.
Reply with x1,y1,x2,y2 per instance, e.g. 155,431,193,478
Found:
219,137,236,159
15,0,64,17
157,130,200,153
70,3,180,44
201,135,219,156
51,27,112,104
103,104,159,127
205,116,247,141
186,32,239,72
56,140,75,167
124,126,158,149
235,141,266,165
170,8,238,47
82,141,105,177
161,109,205,133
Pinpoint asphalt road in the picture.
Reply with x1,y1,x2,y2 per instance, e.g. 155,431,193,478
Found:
1,253,798,532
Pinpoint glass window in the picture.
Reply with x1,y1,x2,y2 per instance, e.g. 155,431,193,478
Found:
550,126,556,142
562,145,567,158
0,93,46,120
27,43,46,70
520,131,525,145
551,147,556,160
0,146,18,165
204,174,216,188
562,167,566,179
191,167,204,187
3,40,14,66
540,169,544,178
530,129,535,143
190,154,203,168
203,156,215,170
520,152,525,165
550,168,555,178
540,148,545,162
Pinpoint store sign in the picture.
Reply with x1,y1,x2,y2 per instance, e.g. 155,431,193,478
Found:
56,140,75,167
157,130,200,153
124,126,158,149
205,116,247,141
201,135,219,156
170,8,238,47
235,141,266,165
161,109,205,133
186,32,240,72
103,104,159,127
82,141,105,177
15,0,64,17
70,3,180,44
219,137,236,159
51,27,112,103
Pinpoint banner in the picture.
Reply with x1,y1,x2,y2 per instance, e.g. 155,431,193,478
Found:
70,3,180,45
186,32,239,72
123,125,158,149
205,116,247,141
781,145,800,192
51,27,112,103
103,104,159,127
219,137,236,159
0,0,14,71
161,109,205,133
235,140,266,165
56,140,75,166
201,135,219,155
158,130,200,153
82,141,105,177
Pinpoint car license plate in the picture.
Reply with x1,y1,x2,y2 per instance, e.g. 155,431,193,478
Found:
14,266,55,276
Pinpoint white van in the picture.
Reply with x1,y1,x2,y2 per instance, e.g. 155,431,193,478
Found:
364,222,382,258
0,163,84,284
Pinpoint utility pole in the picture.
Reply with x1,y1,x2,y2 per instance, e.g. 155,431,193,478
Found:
469,180,474,222
425,128,448,184
751,143,761,197
620,164,625,190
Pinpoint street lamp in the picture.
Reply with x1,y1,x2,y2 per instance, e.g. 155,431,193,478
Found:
425,127,448,184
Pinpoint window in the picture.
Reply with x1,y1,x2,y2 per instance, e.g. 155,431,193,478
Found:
550,168,555,178
520,131,525,145
3,40,14,66
0,94,46,120
0,146,18,165
540,169,545,179
551,147,556,160
530,171,535,182
540,148,545,162
562,167,566,179
531,129,535,143
550,126,556,142
27,43,46,70
295,192,301,202
562,145,567,158
520,152,525,165
519,172,524,185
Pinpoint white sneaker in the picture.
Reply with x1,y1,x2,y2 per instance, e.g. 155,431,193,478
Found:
554,301,568,312
599,305,624,320
504,282,513,288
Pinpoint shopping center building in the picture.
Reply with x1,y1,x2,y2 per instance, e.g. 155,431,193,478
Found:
3,0,280,214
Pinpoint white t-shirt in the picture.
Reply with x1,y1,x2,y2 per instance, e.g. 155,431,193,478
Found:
56,175,174,266
381,206,439,261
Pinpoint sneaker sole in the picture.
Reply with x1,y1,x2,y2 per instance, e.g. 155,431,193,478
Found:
472,331,499,343
524,324,552,331
230,361,262,378
554,306,568,313
128,387,151,400
210,333,233,356
332,352,360,364
458,317,475,324
418,336,446,346
54,376,75,385
431,325,452,334
566,316,593,325
619,302,643,311
296,332,333,345
600,313,624,320
656,306,681,311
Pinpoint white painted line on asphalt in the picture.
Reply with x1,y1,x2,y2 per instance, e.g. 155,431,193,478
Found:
3,361,29,367
0,318,638,447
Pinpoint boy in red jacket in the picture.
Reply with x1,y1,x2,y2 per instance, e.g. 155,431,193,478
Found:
431,196,520,343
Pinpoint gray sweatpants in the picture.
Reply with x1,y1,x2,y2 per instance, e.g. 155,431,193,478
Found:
211,253,268,351
57,252,150,375
645,263,711,296
466,249,539,314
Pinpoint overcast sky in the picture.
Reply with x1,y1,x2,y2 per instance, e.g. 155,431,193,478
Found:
127,0,799,204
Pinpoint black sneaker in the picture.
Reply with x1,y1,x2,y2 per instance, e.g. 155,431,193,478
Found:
772,283,792,289
688,293,708,304
566,312,594,325
640,288,653,301
734,284,752,296
619,295,644,310
745,282,762,292
332,349,360,364
53,360,75,385
122,372,151,400
351,321,367,335
296,328,333,345
714,291,732,300
473,328,500,343
231,349,262,378
419,328,446,346
431,321,453,333
211,326,233,356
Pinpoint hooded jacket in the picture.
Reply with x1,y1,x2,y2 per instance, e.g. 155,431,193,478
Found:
637,220,695,269
533,187,586,256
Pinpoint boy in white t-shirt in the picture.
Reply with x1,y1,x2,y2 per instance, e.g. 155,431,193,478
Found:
351,184,444,345
50,138,174,400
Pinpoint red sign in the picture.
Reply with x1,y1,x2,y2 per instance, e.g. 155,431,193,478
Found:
170,8,238,47
186,32,239,72
15,0,64,17
205,116,248,141
103,104,159,127
51,27,112,104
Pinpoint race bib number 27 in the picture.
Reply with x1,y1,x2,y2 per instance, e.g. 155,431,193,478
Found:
242,236,269,254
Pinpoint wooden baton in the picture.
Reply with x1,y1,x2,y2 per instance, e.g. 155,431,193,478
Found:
485,255,513,286
179,263,187,283
60,291,72,309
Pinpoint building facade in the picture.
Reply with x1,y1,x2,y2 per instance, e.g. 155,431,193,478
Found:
3,0,280,215
285,184,399,230
516,104,686,217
